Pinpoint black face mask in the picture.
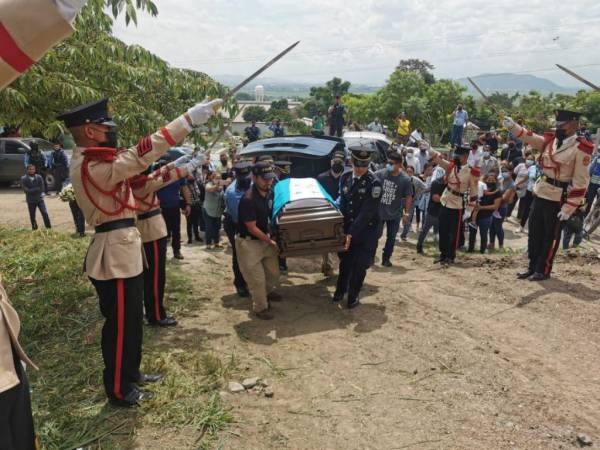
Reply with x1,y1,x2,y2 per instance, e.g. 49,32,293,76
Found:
486,182,497,190
332,162,344,174
236,177,251,191
555,128,568,145
453,157,462,168
99,130,118,148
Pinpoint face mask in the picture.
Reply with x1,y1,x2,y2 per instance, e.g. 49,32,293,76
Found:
483,151,490,159
237,177,251,191
526,160,534,167
332,162,344,174
486,182,497,190
453,157,462,168
501,170,509,178
555,128,568,143
99,129,118,148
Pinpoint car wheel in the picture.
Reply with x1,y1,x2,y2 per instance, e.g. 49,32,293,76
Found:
45,172,57,191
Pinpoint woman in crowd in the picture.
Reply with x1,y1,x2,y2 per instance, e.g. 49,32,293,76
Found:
468,173,502,253
202,171,225,250
489,166,516,251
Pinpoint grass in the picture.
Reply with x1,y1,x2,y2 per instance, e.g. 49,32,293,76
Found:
0,227,234,449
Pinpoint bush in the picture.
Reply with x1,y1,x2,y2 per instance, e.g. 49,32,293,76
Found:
242,105,267,122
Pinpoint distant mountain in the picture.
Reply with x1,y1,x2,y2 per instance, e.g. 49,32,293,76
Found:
456,73,583,96
213,74,379,98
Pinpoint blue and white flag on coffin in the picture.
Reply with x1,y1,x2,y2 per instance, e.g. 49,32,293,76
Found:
272,178,337,220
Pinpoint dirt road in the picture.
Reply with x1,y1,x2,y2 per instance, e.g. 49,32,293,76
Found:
2,187,599,449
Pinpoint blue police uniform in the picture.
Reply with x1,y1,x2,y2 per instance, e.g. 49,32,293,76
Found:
334,149,382,308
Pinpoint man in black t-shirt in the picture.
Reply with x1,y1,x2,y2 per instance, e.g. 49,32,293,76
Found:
416,177,446,254
236,162,281,320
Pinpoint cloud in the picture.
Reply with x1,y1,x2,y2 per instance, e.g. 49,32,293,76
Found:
113,0,600,87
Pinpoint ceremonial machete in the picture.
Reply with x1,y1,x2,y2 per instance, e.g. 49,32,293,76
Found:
467,76,499,113
202,41,301,151
556,64,600,92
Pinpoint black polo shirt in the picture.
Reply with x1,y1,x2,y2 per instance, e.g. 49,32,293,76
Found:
427,178,446,217
237,185,271,238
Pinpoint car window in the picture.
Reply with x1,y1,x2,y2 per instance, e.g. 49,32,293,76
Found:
5,141,27,154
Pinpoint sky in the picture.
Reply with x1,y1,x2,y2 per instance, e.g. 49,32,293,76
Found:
113,0,600,88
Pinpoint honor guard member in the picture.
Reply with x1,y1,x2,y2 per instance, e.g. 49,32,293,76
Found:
130,154,205,327
435,143,480,264
333,145,382,309
223,162,253,297
236,162,282,320
59,96,222,406
273,160,292,271
503,110,592,281
0,0,84,89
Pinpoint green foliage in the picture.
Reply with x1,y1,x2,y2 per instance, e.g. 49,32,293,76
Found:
0,2,232,145
396,59,436,85
270,98,289,110
234,92,253,101
242,105,267,122
288,119,311,135
305,77,351,116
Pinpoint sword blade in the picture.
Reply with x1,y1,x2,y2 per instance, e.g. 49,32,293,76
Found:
225,41,300,99
556,64,600,92
467,77,498,113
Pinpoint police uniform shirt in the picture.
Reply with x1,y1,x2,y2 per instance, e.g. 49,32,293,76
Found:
339,171,382,237
440,164,478,209
237,185,271,238
317,169,342,199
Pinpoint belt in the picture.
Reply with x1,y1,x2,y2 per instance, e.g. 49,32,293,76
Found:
446,187,463,197
542,175,569,189
238,235,259,241
95,218,135,233
137,209,162,221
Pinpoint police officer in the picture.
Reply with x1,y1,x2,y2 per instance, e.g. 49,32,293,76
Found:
435,143,480,264
273,160,292,271
223,162,253,297
503,110,592,280
334,145,382,309
130,154,204,327
236,162,281,320
59,96,221,406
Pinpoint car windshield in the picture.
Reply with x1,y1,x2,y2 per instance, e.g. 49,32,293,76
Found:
22,138,53,152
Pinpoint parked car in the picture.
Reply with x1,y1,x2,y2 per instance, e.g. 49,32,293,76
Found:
239,135,347,178
0,137,68,189
342,131,392,170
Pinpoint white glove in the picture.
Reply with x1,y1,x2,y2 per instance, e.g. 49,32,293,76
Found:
53,0,86,23
557,210,571,221
186,153,206,172
173,154,192,168
502,116,517,129
187,99,223,126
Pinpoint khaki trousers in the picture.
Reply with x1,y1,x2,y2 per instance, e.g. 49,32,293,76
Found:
321,253,335,273
236,237,280,312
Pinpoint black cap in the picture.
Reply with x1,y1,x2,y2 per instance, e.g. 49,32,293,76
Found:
454,146,470,156
331,150,345,161
256,154,274,163
56,98,116,128
554,109,582,126
233,161,252,178
274,160,292,170
349,145,374,167
252,161,276,179
388,151,403,163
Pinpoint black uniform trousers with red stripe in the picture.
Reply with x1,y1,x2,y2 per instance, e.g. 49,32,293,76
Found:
90,275,143,401
143,237,168,323
527,197,562,276
0,347,36,450
438,205,463,261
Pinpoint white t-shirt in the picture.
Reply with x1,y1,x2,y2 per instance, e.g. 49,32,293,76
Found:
513,163,529,196
467,148,483,168
408,129,423,144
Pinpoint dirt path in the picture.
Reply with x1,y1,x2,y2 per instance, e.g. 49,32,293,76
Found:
2,187,600,449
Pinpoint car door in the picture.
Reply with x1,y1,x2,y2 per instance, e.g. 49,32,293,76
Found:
3,140,28,183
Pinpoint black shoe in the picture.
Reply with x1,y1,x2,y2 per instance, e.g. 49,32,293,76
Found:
433,257,444,264
173,252,184,260
253,309,274,320
382,259,392,267
347,297,360,309
528,272,548,281
195,235,203,242
332,291,344,303
236,287,250,298
78,232,85,237
279,264,288,272
416,247,423,254
267,292,282,302
187,238,193,244
109,388,154,408
154,316,177,327
137,373,164,385
517,270,534,280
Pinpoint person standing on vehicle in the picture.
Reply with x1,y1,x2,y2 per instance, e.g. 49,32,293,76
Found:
450,104,468,148
503,110,591,281
48,141,69,192
317,150,346,276
60,96,222,406
224,162,252,297
375,152,412,266
21,164,51,230
328,95,346,137
334,146,382,308
23,142,48,193
236,162,281,320
396,113,411,145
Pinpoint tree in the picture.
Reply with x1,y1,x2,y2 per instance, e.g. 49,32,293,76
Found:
487,92,519,110
242,105,267,122
377,70,427,129
270,98,289,110
235,92,253,101
308,77,351,110
396,59,435,85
